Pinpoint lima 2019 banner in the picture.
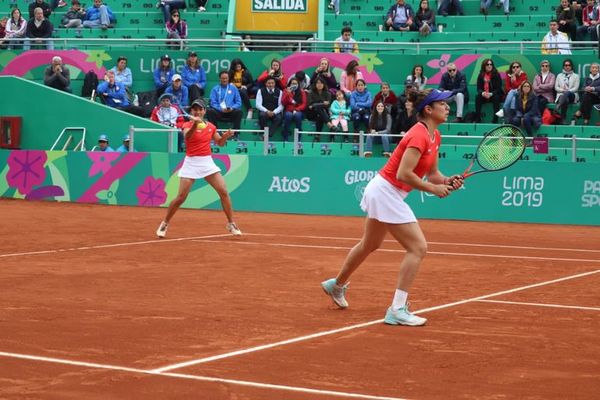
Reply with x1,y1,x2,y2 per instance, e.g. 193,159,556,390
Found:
1,150,598,226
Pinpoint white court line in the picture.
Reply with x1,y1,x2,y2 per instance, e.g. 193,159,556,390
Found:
244,233,600,254
152,269,600,373
475,299,600,312
0,352,406,400
0,234,232,258
192,239,600,264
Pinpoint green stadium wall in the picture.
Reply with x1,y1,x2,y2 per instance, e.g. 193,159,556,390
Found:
1,150,599,226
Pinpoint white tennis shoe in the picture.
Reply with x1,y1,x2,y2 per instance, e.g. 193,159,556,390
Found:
156,221,168,238
226,222,242,236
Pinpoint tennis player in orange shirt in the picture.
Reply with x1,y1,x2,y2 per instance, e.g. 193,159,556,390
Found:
322,88,464,326
156,99,242,238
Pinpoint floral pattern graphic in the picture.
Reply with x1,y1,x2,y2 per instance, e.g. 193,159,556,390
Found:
6,150,47,195
425,54,481,85
87,152,121,177
136,176,167,207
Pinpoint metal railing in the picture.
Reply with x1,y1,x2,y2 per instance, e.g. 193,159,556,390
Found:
51,127,87,151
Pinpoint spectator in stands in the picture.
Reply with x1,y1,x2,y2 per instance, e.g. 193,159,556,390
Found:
385,0,415,32
415,0,436,36
438,63,468,122
110,56,133,91
365,101,392,158
306,77,332,140
157,0,186,23
508,81,541,136
542,19,572,54
256,76,283,136
165,8,187,49
405,65,427,90
44,56,71,92
533,60,556,111
28,0,51,19
116,134,136,152
572,62,600,125
61,0,85,28
96,134,114,152
0,17,7,50
207,71,243,138
334,26,359,54
257,58,286,90
497,61,528,120
329,89,351,141
576,0,600,41
480,0,509,16
83,0,115,30
50,1,67,9
228,58,256,119
328,0,340,16
340,60,363,97
281,77,307,142
150,93,185,151
350,79,373,139
182,51,206,103
438,0,464,16
165,74,189,109
393,80,418,135
556,0,577,40
97,70,145,117
195,0,209,12
287,70,311,91
239,34,253,51
24,7,53,50
475,58,503,123
153,54,175,97
5,8,27,50
372,82,398,116
554,58,580,124
311,57,338,96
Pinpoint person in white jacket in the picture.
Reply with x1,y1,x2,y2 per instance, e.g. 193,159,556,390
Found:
541,19,572,55
5,8,27,49
554,59,580,123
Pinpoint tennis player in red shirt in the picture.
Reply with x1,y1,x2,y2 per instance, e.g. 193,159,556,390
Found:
156,99,242,238
322,89,464,326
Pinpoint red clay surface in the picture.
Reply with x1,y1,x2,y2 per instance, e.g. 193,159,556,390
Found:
1,199,599,399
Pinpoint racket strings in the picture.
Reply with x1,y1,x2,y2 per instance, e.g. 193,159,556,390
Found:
477,126,526,171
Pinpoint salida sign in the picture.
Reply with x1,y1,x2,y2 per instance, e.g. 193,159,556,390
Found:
252,0,308,12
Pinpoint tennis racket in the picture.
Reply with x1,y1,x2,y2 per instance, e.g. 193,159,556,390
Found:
459,124,527,180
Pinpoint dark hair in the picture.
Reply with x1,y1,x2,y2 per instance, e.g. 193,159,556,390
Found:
480,58,497,73
368,101,389,131
170,8,179,15
518,80,533,100
264,76,276,84
411,64,427,83
219,70,229,78
312,77,328,92
549,18,558,24
345,60,359,75
341,26,353,35
563,58,573,67
407,88,434,117
295,70,306,81
117,56,127,62
355,79,366,87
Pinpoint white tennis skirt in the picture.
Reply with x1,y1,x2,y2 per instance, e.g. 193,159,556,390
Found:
360,174,417,224
178,155,221,179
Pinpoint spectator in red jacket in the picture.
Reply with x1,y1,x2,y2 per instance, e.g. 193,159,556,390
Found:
257,58,286,90
281,77,307,141
496,61,528,120
372,82,398,116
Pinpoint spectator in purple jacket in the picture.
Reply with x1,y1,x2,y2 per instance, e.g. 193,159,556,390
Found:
165,8,187,49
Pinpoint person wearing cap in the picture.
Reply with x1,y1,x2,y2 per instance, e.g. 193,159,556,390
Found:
207,70,243,138
60,0,85,28
82,0,115,30
110,56,133,89
150,93,185,150
154,54,175,96
116,134,136,152
44,56,71,93
96,134,114,152
156,98,242,239
182,51,207,103
321,88,463,327
97,70,146,117
164,73,189,109
165,8,187,49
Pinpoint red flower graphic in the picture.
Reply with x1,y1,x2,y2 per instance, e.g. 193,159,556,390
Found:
136,176,167,207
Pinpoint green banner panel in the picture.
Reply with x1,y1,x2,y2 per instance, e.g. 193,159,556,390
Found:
1,150,598,226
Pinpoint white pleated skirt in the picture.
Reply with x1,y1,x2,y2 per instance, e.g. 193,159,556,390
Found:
360,174,417,224
178,156,221,179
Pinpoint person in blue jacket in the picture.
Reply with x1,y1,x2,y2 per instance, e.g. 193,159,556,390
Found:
82,0,115,29
181,51,206,103
207,70,242,138
97,70,145,117
164,73,189,110
350,79,373,138
153,54,175,97
116,134,136,152
96,134,114,152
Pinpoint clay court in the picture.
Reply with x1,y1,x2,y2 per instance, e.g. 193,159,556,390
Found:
1,199,599,399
